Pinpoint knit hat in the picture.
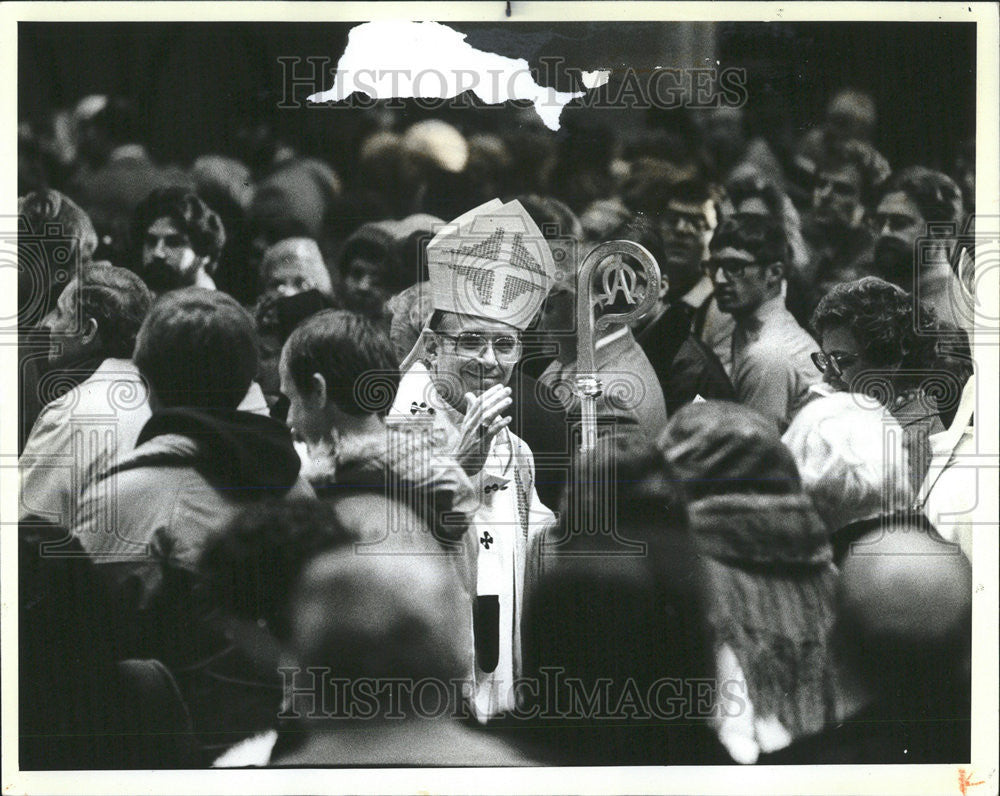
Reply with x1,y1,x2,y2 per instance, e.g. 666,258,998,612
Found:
658,401,836,741
658,401,801,500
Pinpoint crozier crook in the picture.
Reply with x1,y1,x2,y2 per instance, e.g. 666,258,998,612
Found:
575,240,660,452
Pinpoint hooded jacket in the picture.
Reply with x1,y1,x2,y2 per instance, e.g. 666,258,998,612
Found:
71,407,314,762
74,406,313,614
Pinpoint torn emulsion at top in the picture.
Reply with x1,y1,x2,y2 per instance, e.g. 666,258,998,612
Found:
307,20,611,131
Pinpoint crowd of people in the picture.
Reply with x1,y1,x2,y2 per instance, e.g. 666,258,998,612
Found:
17,87,976,769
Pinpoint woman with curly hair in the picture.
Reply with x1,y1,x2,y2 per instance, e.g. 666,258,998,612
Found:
809,276,959,491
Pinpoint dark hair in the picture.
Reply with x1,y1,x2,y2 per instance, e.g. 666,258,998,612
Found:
199,498,356,642
133,288,258,409
337,222,396,278
811,276,939,369
516,194,584,242
560,431,690,540
709,213,788,266
77,262,153,358
624,167,718,217
609,214,668,284
524,433,718,764
86,96,138,147
255,289,335,344
282,309,399,416
879,166,964,227
132,187,227,267
815,140,891,207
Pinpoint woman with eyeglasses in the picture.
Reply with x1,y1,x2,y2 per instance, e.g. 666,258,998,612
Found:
809,276,952,492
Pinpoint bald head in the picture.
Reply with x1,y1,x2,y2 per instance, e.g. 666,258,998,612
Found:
290,536,469,685
838,527,971,649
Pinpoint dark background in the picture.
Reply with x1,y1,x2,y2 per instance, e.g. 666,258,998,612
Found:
19,21,976,172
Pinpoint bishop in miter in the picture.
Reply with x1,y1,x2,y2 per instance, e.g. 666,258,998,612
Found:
391,199,558,721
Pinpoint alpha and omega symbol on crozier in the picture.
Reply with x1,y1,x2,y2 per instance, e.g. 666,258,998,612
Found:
597,255,645,309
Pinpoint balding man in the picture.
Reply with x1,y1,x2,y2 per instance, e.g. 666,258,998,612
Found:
762,524,971,764
272,527,533,766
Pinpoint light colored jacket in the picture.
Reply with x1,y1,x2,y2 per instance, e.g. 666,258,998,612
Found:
72,422,313,612
19,356,270,528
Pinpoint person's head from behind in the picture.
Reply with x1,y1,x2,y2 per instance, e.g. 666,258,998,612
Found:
810,276,938,396
132,187,226,295
133,288,257,411
199,498,358,675
872,167,963,287
782,392,913,533
624,171,718,300
726,173,786,221
516,193,584,279
696,107,748,172
385,281,435,365
526,433,716,762
658,401,801,502
555,430,690,552
259,237,333,300
289,531,469,717
707,214,787,318
834,527,971,716
255,289,334,405
19,189,99,328
41,262,152,367
75,95,137,166
279,309,399,453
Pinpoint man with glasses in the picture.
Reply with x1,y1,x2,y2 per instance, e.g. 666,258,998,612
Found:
390,199,557,723
709,215,822,430
622,173,736,372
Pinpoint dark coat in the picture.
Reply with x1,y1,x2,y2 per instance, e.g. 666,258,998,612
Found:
637,304,735,414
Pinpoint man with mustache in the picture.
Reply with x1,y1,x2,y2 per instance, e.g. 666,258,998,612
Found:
130,186,271,414
390,199,556,723
870,166,971,332
709,215,821,430
132,187,226,295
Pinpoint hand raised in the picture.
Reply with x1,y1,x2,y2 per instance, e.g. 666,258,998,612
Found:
453,385,512,475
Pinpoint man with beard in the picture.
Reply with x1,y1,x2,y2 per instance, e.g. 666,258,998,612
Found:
870,166,970,332
131,187,226,295
389,199,556,723
622,172,736,372
709,215,821,430
801,140,890,312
